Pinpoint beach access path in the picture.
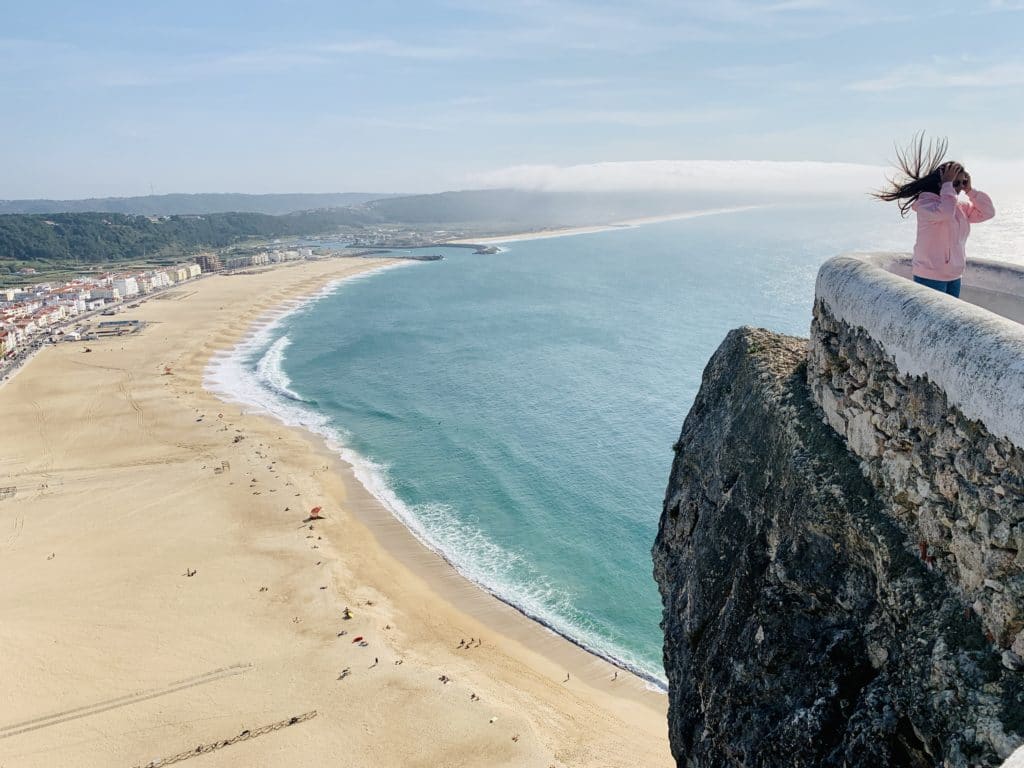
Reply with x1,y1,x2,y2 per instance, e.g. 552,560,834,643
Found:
0,257,670,767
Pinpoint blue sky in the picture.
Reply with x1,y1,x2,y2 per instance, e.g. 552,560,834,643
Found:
2,0,1023,198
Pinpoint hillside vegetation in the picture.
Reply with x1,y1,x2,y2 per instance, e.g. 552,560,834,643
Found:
0,209,370,266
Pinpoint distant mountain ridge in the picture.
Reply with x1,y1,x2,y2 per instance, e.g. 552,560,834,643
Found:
0,192,399,216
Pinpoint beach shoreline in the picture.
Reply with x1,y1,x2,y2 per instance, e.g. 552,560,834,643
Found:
206,265,668,689
0,256,671,767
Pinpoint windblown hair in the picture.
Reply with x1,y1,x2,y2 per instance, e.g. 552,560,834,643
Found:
873,133,949,217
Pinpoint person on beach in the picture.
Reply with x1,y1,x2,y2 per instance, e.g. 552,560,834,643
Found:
874,134,995,297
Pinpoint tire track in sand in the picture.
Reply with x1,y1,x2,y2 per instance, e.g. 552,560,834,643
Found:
0,663,253,740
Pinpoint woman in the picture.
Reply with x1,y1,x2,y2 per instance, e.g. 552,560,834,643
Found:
875,135,995,297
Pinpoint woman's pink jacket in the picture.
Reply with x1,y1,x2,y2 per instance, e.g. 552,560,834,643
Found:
911,181,995,281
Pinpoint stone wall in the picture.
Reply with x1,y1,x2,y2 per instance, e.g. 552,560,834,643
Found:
654,327,1024,766
808,255,1024,664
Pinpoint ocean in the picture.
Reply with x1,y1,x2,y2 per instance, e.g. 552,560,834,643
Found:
206,197,1022,687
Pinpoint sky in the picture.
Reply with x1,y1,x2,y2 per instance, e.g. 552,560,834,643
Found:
2,0,1023,199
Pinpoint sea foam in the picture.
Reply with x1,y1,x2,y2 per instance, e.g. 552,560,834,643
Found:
203,261,669,688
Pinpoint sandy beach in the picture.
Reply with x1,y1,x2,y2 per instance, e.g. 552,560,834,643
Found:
450,206,764,245
0,257,671,767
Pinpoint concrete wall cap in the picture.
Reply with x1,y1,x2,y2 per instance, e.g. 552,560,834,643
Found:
815,253,1024,450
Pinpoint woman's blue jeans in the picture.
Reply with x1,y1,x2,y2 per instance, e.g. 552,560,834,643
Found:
913,275,962,298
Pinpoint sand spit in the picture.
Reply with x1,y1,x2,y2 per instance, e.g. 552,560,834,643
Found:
449,206,764,245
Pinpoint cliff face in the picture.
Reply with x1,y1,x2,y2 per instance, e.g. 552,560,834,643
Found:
653,327,1023,767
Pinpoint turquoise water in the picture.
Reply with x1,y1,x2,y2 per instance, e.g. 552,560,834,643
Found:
210,201,918,685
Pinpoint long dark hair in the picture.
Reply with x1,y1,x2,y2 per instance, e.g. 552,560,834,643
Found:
873,133,949,217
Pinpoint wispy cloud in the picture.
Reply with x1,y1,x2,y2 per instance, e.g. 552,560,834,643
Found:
679,0,916,39
0,38,72,52
91,48,333,87
849,60,1024,91
81,37,488,88
707,61,809,83
532,77,613,88
338,107,742,132
446,0,915,56
315,39,478,61
0,38,77,73
481,108,742,127
690,0,839,22
987,0,1024,10
446,0,722,51
764,0,833,9
182,49,335,77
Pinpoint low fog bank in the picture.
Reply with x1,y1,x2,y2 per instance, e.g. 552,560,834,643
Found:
360,188,766,232
467,160,887,200
446,159,1022,233
467,157,1023,205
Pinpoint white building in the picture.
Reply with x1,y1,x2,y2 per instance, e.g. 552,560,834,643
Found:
32,306,65,328
1,300,42,318
13,319,37,340
89,287,122,302
0,289,34,305
112,276,139,299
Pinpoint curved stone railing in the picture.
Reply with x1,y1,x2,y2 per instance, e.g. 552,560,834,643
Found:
808,253,1024,661
864,252,1024,325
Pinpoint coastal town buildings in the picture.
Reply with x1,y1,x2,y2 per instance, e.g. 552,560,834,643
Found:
111,276,139,299
88,286,122,303
0,261,205,363
2,247,330,367
220,247,309,270
196,253,222,273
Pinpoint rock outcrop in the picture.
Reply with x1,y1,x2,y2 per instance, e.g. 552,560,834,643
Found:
653,327,1023,767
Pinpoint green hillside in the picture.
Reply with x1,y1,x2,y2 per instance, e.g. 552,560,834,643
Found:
0,209,370,265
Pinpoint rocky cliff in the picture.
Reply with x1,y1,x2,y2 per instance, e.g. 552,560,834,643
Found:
653,326,1023,767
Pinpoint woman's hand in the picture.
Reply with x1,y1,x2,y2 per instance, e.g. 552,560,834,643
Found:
939,162,963,183
961,172,972,193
